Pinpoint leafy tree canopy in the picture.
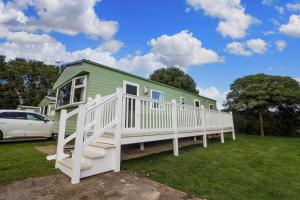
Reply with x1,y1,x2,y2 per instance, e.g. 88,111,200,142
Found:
0,55,59,109
149,67,199,94
225,73,300,136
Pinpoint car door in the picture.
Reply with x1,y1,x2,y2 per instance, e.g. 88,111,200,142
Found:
26,113,51,137
0,112,26,138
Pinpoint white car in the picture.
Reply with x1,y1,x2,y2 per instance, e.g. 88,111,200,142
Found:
0,110,54,141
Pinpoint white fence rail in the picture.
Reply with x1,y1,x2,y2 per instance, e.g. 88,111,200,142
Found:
121,94,234,134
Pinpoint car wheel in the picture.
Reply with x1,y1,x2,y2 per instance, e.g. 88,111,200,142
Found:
48,133,55,140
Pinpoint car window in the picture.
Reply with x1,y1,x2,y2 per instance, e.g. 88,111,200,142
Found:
26,113,45,121
0,112,26,120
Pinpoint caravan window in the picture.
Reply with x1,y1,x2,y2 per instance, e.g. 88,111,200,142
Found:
56,75,87,108
57,81,72,107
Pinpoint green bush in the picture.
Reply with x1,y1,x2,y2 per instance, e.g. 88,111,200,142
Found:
233,110,300,137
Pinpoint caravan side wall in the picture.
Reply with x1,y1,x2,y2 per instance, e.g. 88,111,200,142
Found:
52,62,217,134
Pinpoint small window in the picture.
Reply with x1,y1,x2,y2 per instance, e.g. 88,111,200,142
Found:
75,77,85,86
126,84,138,95
73,76,86,103
73,87,85,103
26,113,46,121
194,100,200,108
151,90,164,101
209,104,214,109
151,90,164,109
180,97,185,105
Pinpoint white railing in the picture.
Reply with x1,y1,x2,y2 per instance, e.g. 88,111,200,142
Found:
83,93,118,148
177,104,203,130
122,95,174,132
121,94,234,135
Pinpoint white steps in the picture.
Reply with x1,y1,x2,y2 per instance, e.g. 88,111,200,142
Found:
94,135,115,144
59,157,91,170
82,146,106,159
57,139,116,182
90,141,115,149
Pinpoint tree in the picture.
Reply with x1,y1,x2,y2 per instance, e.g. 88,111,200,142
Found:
149,67,199,94
225,74,300,136
0,55,59,109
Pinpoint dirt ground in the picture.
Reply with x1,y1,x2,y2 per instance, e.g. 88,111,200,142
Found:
0,171,202,200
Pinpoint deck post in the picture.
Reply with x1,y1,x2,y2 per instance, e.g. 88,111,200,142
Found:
140,143,144,151
193,136,197,141
114,88,123,172
55,109,67,168
230,111,236,140
219,110,224,144
172,99,179,156
71,104,86,184
201,106,207,148
93,95,102,139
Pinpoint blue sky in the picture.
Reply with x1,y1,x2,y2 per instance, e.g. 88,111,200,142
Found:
0,0,299,106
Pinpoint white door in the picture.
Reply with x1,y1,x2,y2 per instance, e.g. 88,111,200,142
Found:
0,112,27,138
26,113,51,137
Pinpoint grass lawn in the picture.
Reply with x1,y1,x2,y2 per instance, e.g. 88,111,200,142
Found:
0,140,58,184
123,135,300,200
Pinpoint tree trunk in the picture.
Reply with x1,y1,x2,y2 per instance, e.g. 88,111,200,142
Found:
259,111,264,137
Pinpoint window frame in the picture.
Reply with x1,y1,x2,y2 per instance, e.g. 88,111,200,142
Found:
56,75,87,109
72,76,87,104
150,89,164,110
180,97,185,105
194,99,200,108
123,80,140,96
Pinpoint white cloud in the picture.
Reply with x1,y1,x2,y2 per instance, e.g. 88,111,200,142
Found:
262,0,273,6
0,30,223,75
198,86,228,109
1,0,118,40
279,15,300,38
186,0,258,39
262,1,285,14
246,39,268,54
263,30,275,35
147,30,223,67
0,31,67,62
286,3,300,11
225,38,268,57
275,6,285,15
100,40,124,54
0,1,28,36
118,30,224,74
225,42,252,57
275,40,287,51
